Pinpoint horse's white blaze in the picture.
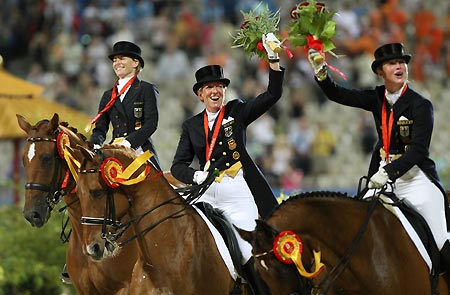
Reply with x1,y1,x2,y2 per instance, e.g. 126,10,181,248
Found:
27,143,35,163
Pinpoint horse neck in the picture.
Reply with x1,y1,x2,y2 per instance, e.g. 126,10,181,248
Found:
125,175,194,260
270,196,372,249
63,192,82,220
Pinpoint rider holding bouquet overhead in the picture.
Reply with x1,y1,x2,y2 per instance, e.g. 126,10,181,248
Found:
308,41,450,272
171,30,284,295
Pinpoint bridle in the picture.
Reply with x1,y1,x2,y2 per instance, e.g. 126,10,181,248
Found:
79,149,214,247
252,196,380,295
25,134,69,210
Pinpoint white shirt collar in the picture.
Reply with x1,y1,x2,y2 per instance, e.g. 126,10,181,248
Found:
117,76,134,101
386,83,407,106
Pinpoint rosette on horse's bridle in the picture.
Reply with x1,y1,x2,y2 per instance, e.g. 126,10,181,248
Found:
57,131,80,182
100,150,154,188
273,230,325,279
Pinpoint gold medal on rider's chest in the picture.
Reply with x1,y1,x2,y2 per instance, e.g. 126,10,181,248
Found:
204,160,211,171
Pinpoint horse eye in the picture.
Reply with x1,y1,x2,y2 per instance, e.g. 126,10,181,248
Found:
40,153,53,167
92,190,104,199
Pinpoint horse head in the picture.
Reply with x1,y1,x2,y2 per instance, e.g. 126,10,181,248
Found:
238,219,307,295
17,113,88,227
76,145,144,261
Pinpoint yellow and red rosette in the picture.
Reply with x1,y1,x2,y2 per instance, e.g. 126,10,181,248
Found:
56,130,81,181
100,150,153,188
273,230,325,279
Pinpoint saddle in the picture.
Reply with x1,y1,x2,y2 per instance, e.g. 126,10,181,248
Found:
194,202,245,278
385,192,441,267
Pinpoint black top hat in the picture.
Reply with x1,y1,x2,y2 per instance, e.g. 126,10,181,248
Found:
108,41,144,68
371,43,411,74
193,65,230,94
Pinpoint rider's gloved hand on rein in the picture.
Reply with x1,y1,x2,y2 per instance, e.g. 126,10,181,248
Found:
112,137,131,148
308,49,327,81
368,167,390,189
262,32,281,63
193,170,209,185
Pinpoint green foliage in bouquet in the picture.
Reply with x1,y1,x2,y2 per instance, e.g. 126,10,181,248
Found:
287,0,337,54
231,3,281,61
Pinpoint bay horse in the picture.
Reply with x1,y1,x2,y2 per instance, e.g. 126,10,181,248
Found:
74,144,251,295
17,113,139,295
238,191,450,295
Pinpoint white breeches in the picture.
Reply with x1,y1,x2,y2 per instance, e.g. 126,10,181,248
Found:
367,163,448,250
197,170,258,264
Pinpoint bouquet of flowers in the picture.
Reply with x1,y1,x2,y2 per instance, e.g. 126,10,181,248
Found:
287,0,337,60
231,3,283,62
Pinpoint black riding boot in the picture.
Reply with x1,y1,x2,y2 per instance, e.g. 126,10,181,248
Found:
440,240,450,273
243,258,271,295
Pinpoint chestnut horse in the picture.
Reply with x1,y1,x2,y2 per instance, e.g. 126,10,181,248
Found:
74,144,250,295
238,191,450,295
17,113,138,295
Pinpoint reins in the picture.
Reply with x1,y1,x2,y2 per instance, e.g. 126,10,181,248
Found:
79,157,217,247
312,196,379,294
252,187,387,295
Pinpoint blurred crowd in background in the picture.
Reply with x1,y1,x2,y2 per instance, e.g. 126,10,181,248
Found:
1,0,450,197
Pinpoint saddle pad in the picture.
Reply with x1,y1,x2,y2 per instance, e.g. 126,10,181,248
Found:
379,195,432,271
193,206,238,279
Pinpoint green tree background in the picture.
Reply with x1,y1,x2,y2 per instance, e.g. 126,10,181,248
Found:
0,205,76,295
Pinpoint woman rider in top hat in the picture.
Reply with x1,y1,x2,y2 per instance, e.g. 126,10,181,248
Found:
171,33,284,294
88,40,161,169
308,43,450,272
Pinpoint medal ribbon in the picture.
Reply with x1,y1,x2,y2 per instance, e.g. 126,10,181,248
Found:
85,75,137,132
381,84,407,163
203,106,225,164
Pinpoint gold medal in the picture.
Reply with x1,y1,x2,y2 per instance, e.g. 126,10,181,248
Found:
204,160,211,171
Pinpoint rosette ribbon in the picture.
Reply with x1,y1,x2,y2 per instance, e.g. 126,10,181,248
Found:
57,131,81,182
273,230,325,279
100,150,154,188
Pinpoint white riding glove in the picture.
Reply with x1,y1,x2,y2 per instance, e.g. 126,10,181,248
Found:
262,33,281,62
113,137,132,148
368,167,390,189
308,49,327,81
193,171,209,185
93,144,101,150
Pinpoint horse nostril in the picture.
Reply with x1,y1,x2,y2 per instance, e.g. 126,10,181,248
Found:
23,211,44,228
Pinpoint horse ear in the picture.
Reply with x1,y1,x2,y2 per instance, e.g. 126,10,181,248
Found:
16,114,32,134
78,144,95,161
255,219,278,240
235,225,254,243
50,113,59,132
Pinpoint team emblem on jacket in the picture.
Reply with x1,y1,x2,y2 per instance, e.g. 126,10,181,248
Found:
224,126,233,137
134,107,143,118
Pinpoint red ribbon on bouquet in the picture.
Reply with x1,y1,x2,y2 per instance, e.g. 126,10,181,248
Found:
305,35,347,81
